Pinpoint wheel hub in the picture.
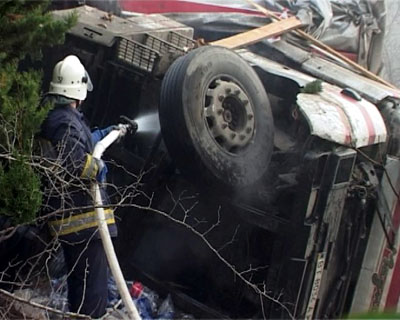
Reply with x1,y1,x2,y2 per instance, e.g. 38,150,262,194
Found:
223,109,233,123
204,79,255,153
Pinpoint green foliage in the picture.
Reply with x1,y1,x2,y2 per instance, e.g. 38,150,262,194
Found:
0,62,50,153
0,0,76,62
0,0,76,224
301,79,323,94
0,156,42,224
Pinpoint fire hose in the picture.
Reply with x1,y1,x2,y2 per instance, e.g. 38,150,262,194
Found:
92,120,141,320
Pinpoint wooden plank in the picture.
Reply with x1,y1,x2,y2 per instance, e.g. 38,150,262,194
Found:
244,0,397,89
210,16,302,49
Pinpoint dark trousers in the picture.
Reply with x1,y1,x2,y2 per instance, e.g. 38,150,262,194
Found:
62,239,108,318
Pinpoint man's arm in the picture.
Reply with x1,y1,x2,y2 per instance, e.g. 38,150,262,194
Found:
91,125,118,145
53,123,102,182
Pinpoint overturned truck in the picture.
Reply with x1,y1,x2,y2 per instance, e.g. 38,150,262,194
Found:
44,4,400,319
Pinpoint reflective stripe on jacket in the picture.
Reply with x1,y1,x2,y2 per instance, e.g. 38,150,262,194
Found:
48,208,115,236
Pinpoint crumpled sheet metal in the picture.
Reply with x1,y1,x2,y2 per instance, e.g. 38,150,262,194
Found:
238,49,316,87
297,83,387,148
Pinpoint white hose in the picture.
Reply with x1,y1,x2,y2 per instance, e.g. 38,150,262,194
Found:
92,128,141,320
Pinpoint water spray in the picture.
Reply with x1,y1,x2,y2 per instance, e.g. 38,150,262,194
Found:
133,112,160,134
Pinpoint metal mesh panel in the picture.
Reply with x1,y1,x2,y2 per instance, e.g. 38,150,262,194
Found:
117,37,159,72
167,31,195,49
144,34,185,55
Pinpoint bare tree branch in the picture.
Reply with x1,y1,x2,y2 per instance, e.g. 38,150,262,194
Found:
0,289,90,319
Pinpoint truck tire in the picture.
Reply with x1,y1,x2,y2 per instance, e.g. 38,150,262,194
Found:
159,46,274,187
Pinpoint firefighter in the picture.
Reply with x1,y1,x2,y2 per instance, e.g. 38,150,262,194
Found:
39,55,117,317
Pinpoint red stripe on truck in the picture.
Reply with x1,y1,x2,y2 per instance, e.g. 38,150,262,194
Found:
119,0,262,14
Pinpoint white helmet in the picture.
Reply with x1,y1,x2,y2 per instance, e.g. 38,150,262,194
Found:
48,55,93,101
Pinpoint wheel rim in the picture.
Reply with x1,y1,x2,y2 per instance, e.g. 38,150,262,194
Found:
204,78,255,154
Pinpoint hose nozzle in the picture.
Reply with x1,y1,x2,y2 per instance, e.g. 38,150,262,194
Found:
120,115,138,134
130,121,138,134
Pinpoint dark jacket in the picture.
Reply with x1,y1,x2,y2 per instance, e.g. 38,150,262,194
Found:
39,101,117,242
